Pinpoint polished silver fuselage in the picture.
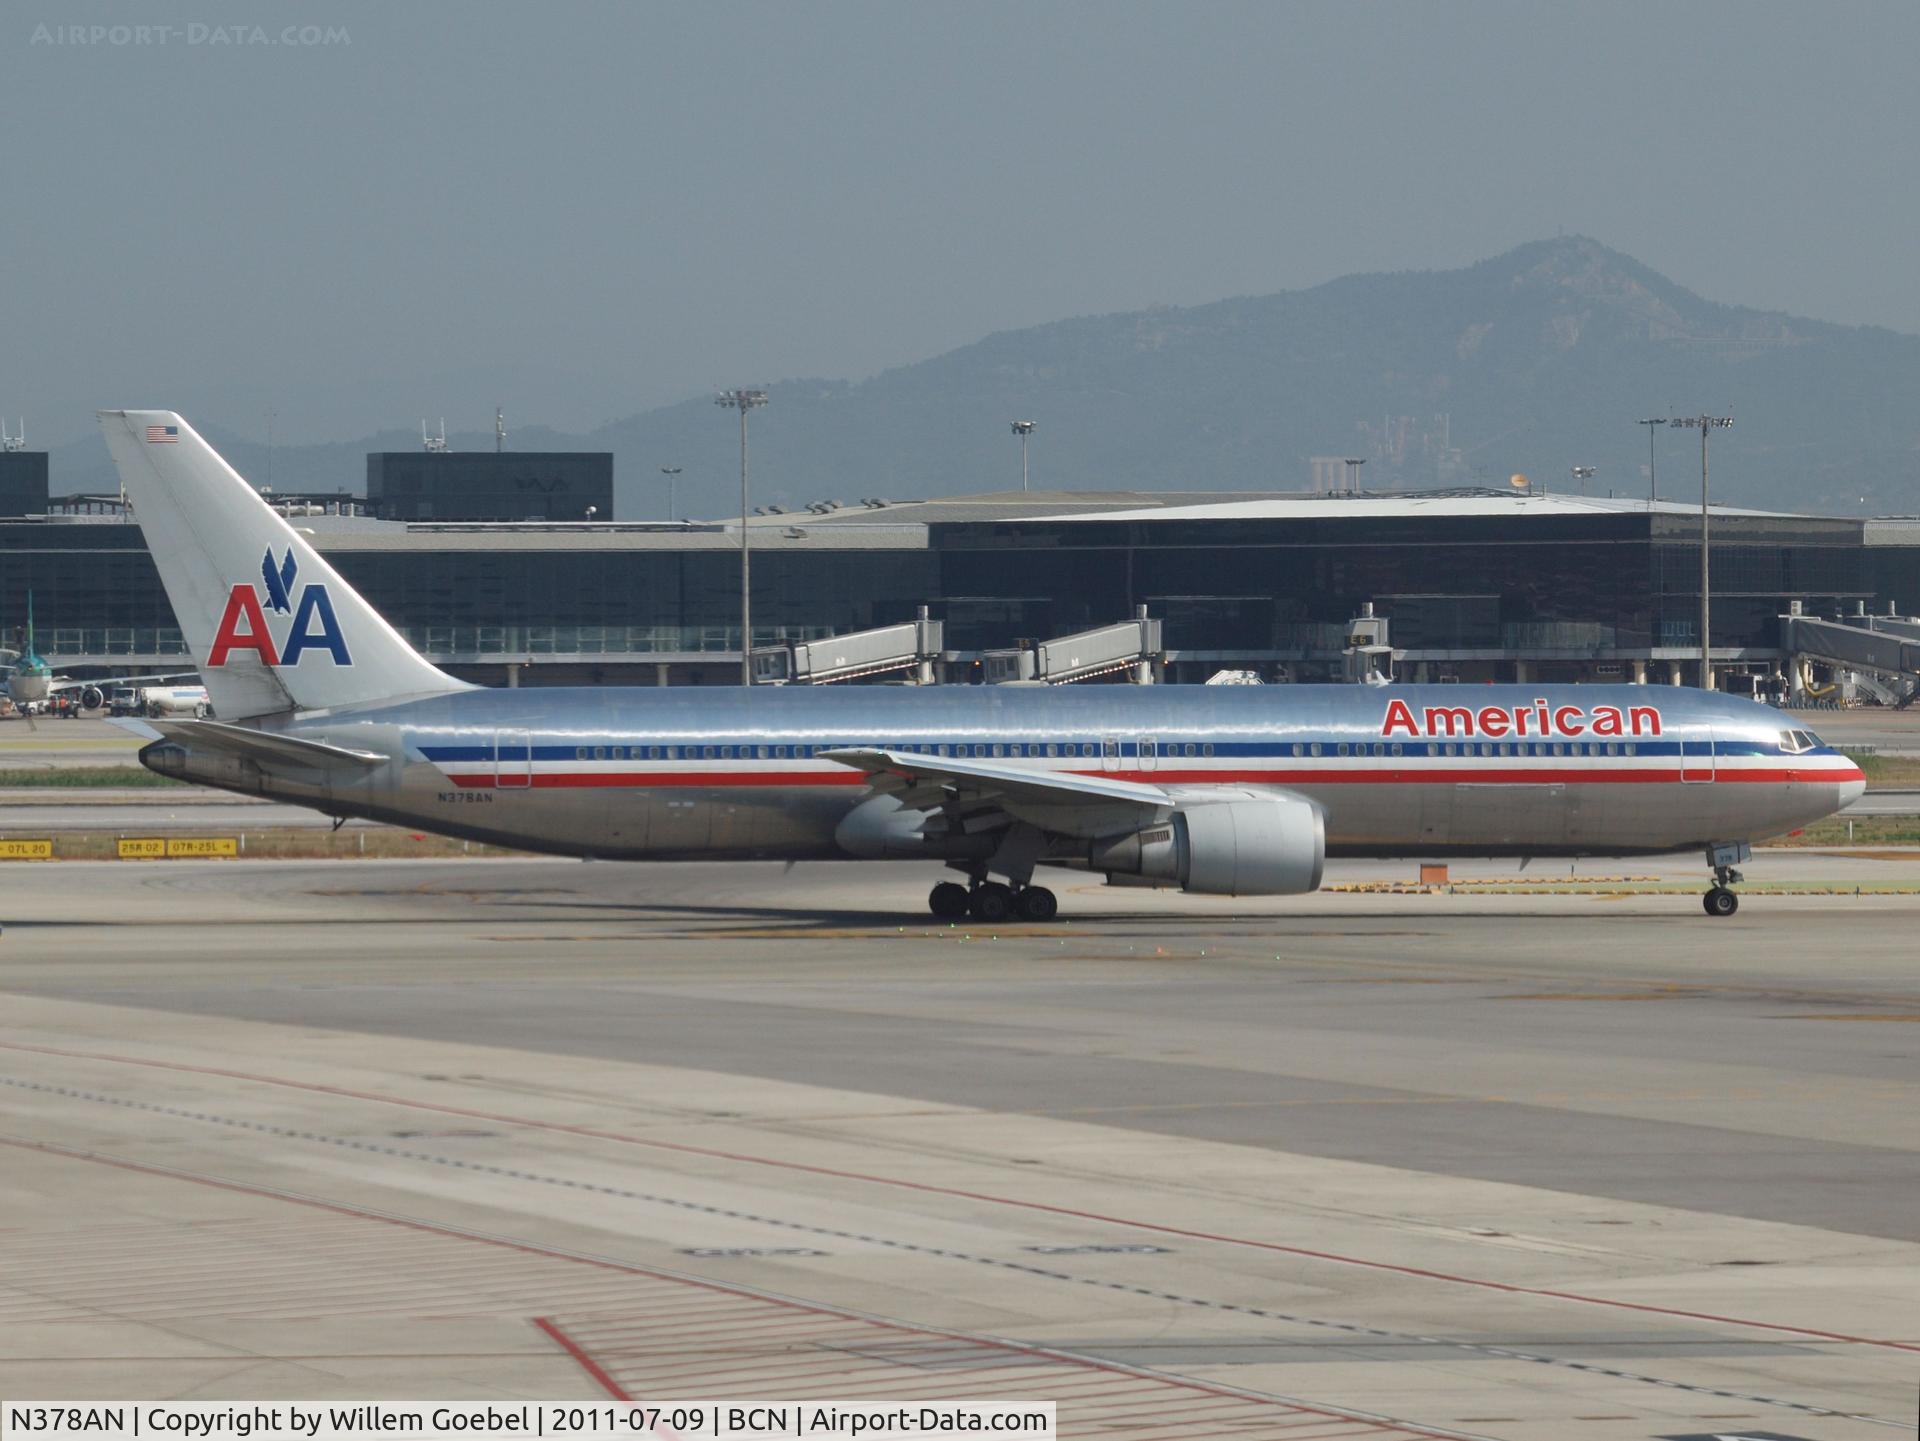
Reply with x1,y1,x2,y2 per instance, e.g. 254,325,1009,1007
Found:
203,684,1863,864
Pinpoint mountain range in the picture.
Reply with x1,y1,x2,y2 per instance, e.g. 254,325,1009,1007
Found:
46,237,1920,518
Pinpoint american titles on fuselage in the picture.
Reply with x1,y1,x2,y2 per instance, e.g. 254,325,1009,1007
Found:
1382,697,1661,741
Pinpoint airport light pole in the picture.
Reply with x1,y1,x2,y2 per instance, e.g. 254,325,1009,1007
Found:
1011,420,1035,492
1570,465,1595,495
1637,417,1666,506
1343,457,1366,494
716,390,768,684
659,466,681,522
1670,414,1734,689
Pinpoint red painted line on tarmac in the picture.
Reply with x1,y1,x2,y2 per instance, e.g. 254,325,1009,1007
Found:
6,1039,1915,1353
0,1135,1460,1440
534,1316,635,1401
5,1037,1914,1354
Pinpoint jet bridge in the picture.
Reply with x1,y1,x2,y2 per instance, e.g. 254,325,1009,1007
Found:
1781,605,1920,705
752,608,944,685
984,608,1163,685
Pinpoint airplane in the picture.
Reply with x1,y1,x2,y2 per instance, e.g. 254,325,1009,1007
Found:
3,594,203,718
97,409,1864,921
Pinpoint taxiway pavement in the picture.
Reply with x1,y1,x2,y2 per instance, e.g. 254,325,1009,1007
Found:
0,858,1915,1439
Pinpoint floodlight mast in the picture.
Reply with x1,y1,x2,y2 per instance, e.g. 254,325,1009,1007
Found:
1670,414,1734,688
716,390,768,684
1637,418,1666,507
659,466,682,522
1011,420,1036,492
1342,457,1366,494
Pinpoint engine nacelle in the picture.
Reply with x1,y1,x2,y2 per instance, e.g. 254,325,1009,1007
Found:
1092,795,1324,896
78,684,108,711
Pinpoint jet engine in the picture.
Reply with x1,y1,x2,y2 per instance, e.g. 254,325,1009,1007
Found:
77,684,108,712
1091,794,1324,896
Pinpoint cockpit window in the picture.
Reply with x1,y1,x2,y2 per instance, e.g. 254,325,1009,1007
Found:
1802,730,1824,749
1780,730,1820,754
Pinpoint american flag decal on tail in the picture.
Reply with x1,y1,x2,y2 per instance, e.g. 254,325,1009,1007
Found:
145,425,178,444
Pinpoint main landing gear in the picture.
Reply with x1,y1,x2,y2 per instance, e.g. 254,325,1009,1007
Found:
927,876,1060,923
1701,841,1751,919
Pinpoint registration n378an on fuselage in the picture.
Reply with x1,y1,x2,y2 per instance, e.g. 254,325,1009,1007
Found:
97,410,1863,922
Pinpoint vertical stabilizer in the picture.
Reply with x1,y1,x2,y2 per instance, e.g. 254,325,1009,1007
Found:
97,410,471,720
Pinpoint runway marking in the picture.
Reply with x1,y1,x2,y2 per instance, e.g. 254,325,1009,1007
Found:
0,1134,1481,1441
4,1038,1919,1359
2,1075,1907,1430
1495,991,1706,1002
532,1317,635,1402
1770,1014,1920,1022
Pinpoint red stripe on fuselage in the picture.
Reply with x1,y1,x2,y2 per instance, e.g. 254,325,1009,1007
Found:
442,764,1862,790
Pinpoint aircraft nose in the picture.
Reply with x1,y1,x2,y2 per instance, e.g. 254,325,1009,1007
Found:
1839,773,1866,808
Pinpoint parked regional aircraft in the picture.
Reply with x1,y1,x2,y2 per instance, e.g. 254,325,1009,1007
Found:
3,594,200,718
99,410,1863,920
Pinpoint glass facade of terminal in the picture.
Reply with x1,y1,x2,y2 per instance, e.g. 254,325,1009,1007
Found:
0,506,1899,675
931,512,1874,657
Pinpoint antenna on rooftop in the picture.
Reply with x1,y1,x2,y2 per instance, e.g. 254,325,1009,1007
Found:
422,418,448,453
0,418,23,453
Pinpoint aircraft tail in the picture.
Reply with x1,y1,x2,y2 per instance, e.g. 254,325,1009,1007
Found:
97,410,471,720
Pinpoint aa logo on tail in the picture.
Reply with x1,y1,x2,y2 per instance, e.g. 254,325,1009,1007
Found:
207,547,352,667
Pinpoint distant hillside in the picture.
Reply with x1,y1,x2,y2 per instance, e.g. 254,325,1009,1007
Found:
48,238,1920,517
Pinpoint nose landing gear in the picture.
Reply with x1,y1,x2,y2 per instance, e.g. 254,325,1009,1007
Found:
1701,841,1751,919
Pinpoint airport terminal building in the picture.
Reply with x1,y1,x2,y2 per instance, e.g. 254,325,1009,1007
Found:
4,445,1919,691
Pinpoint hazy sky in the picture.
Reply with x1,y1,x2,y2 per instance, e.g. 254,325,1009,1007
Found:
4,0,1918,446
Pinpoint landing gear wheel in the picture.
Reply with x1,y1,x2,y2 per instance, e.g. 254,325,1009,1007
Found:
969,882,1014,923
1703,886,1738,918
928,882,971,920
1014,885,1058,922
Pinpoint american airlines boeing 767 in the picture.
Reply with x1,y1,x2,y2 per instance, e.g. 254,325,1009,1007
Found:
99,410,1863,920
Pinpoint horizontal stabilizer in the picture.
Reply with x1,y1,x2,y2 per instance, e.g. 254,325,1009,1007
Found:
146,718,388,769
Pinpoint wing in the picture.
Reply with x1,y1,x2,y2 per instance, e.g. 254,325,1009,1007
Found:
46,670,201,694
819,746,1177,839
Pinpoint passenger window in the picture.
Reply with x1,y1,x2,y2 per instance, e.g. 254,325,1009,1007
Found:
1391,743,1403,757
576,746,589,761
1045,743,1057,757
1310,742,1323,757
1203,743,1214,756
1336,743,1349,757
1624,742,1637,756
